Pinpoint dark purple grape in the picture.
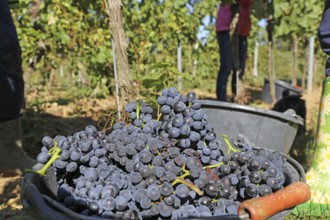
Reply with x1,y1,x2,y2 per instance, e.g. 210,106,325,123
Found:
205,131,216,141
139,165,152,178
167,87,178,97
42,136,53,148
191,100,201,110
133,119,143,127
169,127,180,138
187,92,196,102
228,173,239,185
204,182,218,197
192,121,203,131
248,157,262,171
261,159,271,169
139,149,153,164
173,101,186,112
239,175,251,187
260,171,269,181
115,196,128,211
157,96,167,105
221,176,232,188
179,138,191,148
70,148,82,161
246,183,259,197
101,185,118,198
66,162,78,173
175,184,190,199
100,197,116,211
134,189,147,203
183,107,194,117
259,184,272,196
37,152,49,163
198,196,212,207
229,160,239,171
239,152,250,164
267,166,278,177
158,202,173,218
87,187,101,200
249,171,262,184
219,164,231,175
130,172,143,184
189,131,201,142
220,186,231,199
192,110,204,120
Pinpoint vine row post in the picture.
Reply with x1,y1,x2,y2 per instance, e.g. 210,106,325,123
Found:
111,38,122,119
307,36,315,94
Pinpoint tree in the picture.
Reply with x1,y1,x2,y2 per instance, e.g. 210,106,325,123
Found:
104,0,138,106
274,0,324,87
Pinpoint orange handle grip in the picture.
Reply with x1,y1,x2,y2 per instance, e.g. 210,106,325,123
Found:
238,182,311,220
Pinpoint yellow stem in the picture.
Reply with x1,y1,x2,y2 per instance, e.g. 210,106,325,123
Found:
221,134,240,154
136,99,141,119
173,178,203,196
25,142,61,176
157,103,162,122
212,199,219,203
203,162,224,170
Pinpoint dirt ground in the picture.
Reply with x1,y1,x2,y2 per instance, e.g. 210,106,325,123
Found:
0,85,322,220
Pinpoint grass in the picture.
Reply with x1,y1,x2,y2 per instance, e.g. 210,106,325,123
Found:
287,203,330,220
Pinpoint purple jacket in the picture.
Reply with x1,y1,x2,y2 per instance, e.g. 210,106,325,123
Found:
216,4,232,32
0,0,24,122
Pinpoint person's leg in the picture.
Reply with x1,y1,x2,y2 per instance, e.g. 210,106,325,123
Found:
239,35,248,79
216,31,232,101
230,31,239,97
231,66,237,97
0,117,35,174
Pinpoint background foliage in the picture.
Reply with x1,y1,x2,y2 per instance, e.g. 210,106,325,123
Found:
10,0,328,105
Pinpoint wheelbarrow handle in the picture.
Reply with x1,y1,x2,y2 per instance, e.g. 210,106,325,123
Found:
238,182,311,220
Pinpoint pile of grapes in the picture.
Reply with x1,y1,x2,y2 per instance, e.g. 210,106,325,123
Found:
30,87,299,220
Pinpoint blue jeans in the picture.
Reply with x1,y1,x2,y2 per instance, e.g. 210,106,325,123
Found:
216,31,232,101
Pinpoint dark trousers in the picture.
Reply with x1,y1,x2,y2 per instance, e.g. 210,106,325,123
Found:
232,35,248,95
216,32,248,101
216,31,232,101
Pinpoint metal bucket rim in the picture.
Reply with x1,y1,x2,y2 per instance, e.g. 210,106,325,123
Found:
199,100,304,126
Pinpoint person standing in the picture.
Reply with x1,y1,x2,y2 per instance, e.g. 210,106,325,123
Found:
231,0,254,97
0,0,35,175
215,1,235,101
215,0,253,101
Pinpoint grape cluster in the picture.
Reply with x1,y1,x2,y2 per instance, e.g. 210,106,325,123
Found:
31,87,298,220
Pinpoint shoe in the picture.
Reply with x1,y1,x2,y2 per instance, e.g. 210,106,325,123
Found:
238,72,244,80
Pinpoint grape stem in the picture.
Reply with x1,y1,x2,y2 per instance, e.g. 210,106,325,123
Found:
136,98,141,119
178,164,190,179
212,198,219,203
25,142,61,176
157,104,162,122
171,164,203,196
203,162,224,170
173,177,203,196
221,134,240,154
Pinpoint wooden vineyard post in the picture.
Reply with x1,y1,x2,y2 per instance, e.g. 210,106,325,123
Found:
104,0,138,106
